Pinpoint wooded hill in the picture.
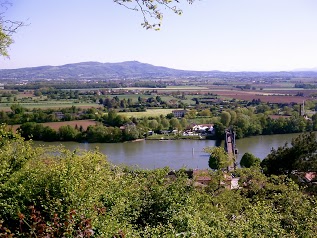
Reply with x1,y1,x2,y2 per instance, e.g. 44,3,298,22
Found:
1,61,317,80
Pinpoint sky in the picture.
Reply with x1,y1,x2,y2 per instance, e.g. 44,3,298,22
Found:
0,0,317,71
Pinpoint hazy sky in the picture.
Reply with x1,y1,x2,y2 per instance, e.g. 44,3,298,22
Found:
1,0,317,71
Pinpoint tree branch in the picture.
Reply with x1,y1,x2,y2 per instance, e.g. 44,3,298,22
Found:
0,1,25,57
114,0,195,30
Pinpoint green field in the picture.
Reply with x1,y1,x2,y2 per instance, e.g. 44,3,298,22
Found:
0,102,101,111
118,109,174,118
165,86,209,90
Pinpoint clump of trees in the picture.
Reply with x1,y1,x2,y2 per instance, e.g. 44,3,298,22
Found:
18,122,142,143
0,104,100,125
261,132,317,175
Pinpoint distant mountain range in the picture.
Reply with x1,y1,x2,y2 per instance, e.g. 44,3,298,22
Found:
293,67,317,72
0,61,317,80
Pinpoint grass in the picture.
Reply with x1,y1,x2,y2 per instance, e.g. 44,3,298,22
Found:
0,102,101,111
165,86,209,90
118,109,174,118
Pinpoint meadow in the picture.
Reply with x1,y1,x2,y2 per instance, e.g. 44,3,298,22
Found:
0,102,102,111
118,108,175,118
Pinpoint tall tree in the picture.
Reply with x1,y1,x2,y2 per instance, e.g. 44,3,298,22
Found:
205,146,230,170
220,111,231,127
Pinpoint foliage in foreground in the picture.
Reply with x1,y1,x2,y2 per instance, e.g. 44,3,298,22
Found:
1,126,317,237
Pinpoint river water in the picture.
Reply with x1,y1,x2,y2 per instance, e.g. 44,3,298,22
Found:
33,133,300,169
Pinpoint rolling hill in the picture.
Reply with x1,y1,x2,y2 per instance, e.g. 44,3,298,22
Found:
1,61,317,80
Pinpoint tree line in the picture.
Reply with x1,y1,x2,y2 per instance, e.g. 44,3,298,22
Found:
0,104,98,125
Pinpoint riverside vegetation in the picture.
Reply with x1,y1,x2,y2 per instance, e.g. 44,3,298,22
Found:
1,125,317,237
2,94,317,143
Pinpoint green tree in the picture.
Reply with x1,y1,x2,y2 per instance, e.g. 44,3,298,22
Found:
234,113,250,138
19,122,38,139
213,122,225,139
10,103,25,114
123,124,140,141
169,117,181,130
229,110,237,124
0,111,9,123
180,117,188,128
220,111,231,127
261,132,317,175
103,109,129,127
312,113,317,130
41,126,58,141
149,119,159,130
86,125,123,142
0,124,35,190
199,109,211,117
240,152,261,168
185,109,197,119
161,117,169,129
205,146,230,170
58,125,79,141
166,113,174,119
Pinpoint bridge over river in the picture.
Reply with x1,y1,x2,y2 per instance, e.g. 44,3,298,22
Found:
224,129,238,171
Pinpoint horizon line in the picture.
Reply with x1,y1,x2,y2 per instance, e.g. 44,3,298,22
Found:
1,60,317,73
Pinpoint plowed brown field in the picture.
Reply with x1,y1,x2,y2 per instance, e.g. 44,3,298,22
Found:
8,119,98,132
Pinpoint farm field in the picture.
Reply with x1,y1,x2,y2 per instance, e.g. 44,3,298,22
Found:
213,89,315,103
66,86,209,91
0,102,102,111
8,119,99,132
118,109,175,118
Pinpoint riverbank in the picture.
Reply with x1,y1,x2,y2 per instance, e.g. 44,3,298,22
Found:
146,134,201,140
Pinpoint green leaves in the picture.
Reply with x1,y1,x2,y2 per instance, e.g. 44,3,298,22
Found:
240,152,261,168
1,2,24,57
205,146,230,170
0,25,13,57
261,132,317,175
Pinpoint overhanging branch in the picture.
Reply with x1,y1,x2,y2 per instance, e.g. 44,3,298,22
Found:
114,0,195,30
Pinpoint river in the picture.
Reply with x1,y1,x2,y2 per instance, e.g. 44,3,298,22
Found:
33,133,300,169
